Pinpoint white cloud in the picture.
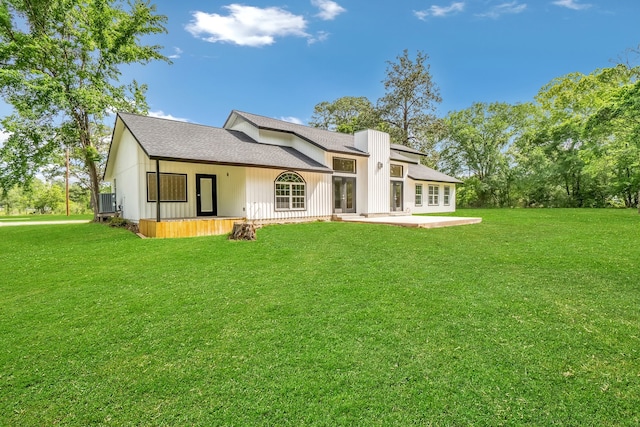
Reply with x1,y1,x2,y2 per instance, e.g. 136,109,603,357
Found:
477,2,527,19
312,0,346,20
552,0,591,10
414,2,465,20
186,4,308,47
168,47,183,59
148,111,190,122
280,116,304,125
308,31,330,45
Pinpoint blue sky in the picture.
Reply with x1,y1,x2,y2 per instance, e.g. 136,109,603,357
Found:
2,0,639,135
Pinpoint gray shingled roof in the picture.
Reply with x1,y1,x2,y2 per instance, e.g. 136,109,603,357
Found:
390,150,419,164
408,163,462,183
390,143,425,156
118,113,332,174
228,110,368,156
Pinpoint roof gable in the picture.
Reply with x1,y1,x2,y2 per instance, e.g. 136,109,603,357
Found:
225,110,368,157
115,113,332,173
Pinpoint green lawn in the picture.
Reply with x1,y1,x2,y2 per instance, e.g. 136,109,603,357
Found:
1,209,638,426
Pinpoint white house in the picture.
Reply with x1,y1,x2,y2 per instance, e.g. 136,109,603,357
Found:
103,110,462,236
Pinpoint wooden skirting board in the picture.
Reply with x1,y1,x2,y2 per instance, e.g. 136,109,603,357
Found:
138,217,244,238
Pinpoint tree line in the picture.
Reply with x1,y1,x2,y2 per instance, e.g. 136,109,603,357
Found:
0,179,91,215
311,50,640,210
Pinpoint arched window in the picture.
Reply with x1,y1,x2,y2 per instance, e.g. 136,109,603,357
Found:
275,172,306,211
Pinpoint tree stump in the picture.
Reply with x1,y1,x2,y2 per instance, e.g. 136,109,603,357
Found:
228,222,257,240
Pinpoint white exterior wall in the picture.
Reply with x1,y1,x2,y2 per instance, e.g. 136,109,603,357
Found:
406,179,457,214
324,152,367,214
138,159,248,220
354,130,391,214
259,130,326,165
107,128,144,222
227,118,260,141
245,168,331,220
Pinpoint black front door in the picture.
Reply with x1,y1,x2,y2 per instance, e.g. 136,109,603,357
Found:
196,174,217,216
333,177,356,213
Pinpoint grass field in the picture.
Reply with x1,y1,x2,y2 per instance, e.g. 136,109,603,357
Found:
1,209,639,426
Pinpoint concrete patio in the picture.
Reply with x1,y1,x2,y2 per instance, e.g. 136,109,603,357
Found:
336,214,482,229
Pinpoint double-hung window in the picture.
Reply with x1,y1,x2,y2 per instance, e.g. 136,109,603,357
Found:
275,172,306,210
444,185,451,206
428,184,439,206
415,184,423,207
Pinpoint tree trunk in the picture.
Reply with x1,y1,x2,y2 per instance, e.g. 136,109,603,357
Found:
229,222,257,240
78,112,101,221
88,158,101,221
637,189,640,214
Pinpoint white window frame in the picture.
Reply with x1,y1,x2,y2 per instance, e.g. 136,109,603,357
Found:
415,184,423,207
428,184,439,206
275,172,306,211
444,185,451,206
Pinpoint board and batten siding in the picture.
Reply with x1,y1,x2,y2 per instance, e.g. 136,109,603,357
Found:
325,152,368,215
354,129,390,214
108,127,144,222
139,160,247,220
244,168,331,221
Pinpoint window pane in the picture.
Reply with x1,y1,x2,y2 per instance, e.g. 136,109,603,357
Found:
390,164,403,177
147,173,187,202
292,197,305,209
429,185,439,205
333,157,355,173
276,197,290,209
276,184,290,196
277,172,304,183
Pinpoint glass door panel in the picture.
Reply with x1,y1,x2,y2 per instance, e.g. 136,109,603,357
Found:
390,181,403,212
333,177,356,213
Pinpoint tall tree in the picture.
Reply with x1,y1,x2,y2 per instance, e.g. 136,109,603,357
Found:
586,76,640,211
440,102,529,207
531,66,639,207
309,96,383,134
377,49,442,148
0,0,168,219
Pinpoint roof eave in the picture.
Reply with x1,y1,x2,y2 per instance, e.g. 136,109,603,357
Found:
148,155,334,174
407,174,463,184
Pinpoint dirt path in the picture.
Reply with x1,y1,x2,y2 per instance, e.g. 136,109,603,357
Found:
0,220,91,227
